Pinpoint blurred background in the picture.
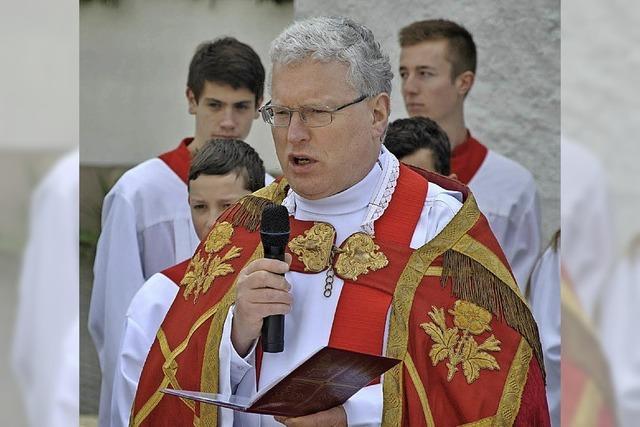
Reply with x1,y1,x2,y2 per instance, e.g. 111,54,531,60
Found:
562,0,640,425
0,0,78,425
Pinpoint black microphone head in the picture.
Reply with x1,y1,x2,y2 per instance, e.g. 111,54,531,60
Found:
260,205,290,247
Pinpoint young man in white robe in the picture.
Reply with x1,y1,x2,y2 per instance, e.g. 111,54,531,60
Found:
109,139,266,427
398,19,542,292
88,37,269,427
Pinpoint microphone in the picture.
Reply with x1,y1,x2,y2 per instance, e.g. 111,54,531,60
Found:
260,205,290,353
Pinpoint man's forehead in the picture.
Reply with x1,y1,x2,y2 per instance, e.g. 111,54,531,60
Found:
400,40,451,64
201,80,255,100
270,60,355,103
190,172,245,192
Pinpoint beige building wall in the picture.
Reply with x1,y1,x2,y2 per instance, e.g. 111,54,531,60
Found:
80,0,294,174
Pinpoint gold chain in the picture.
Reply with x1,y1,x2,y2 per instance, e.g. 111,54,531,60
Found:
323,245,342,297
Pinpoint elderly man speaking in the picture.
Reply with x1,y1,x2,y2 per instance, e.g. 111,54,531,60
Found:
130,17,550,427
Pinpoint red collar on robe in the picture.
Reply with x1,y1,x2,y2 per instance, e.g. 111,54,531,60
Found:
158,138,193,184
451,132,488,184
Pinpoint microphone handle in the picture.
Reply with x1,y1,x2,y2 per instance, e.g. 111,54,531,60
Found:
262,244,285,353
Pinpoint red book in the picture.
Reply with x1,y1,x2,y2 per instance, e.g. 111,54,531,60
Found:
162,346,400,418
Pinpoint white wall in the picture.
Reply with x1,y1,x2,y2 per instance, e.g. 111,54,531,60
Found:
562,0,640,253
80,0,294,173
295,0,560,246
0,0,78,151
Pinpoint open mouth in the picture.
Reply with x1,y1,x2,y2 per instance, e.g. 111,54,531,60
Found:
293,156,312,165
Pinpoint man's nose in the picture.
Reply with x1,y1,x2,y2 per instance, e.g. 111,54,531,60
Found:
219,108,236,129
402,74,419,95
287,111,311,144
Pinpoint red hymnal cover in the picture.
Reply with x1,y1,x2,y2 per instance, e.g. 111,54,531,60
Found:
161,346,400,418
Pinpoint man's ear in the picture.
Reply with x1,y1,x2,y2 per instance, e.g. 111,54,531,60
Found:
371,92,390,140
186,88,198,115
254,96,263,119
456,71,475,97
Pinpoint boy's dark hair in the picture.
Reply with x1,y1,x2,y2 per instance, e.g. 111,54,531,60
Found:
384,117,451,175
187,37,265,105
189,139,265,192
399,19,476,80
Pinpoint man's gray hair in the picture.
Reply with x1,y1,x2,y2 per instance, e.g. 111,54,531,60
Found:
269,16,393,97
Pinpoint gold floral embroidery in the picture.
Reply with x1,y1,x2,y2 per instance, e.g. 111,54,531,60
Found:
288,223,336,272
450,300,493,335
421,300,501,384
334,233,388,280
204,221,233,253
181,222,242,302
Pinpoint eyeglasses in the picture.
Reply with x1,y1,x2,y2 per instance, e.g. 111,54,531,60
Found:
259,94,368,128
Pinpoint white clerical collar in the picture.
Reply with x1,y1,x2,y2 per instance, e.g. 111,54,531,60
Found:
283,146,400,235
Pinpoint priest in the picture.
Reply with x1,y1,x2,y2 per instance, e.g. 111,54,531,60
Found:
131,17,550,427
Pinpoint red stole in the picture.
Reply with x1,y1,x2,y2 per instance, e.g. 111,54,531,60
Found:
255,164,429,383
328,164,428,355
158,138,192,184
451,132,488,184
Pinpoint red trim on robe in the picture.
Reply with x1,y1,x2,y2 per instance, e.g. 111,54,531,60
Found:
158,138,193,184
451,132,488,185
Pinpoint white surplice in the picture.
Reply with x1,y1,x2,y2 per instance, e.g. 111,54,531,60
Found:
469,149,542,293
560,138,614,319
599,247,640,427
11,149,79,427
110,272,179,427
89,154,200,427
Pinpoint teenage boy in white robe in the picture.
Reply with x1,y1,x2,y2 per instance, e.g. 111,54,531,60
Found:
89,37,269,427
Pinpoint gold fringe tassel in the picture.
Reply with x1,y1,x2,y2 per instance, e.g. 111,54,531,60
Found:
217,179,290,232
440,249,545,381
218,195,276,232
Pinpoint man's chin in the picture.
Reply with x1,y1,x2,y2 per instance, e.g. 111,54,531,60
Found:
407,108,429,118
286,178,325,200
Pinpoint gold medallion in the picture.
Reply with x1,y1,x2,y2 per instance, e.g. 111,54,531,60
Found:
288,222,336,272
334,233,388,280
